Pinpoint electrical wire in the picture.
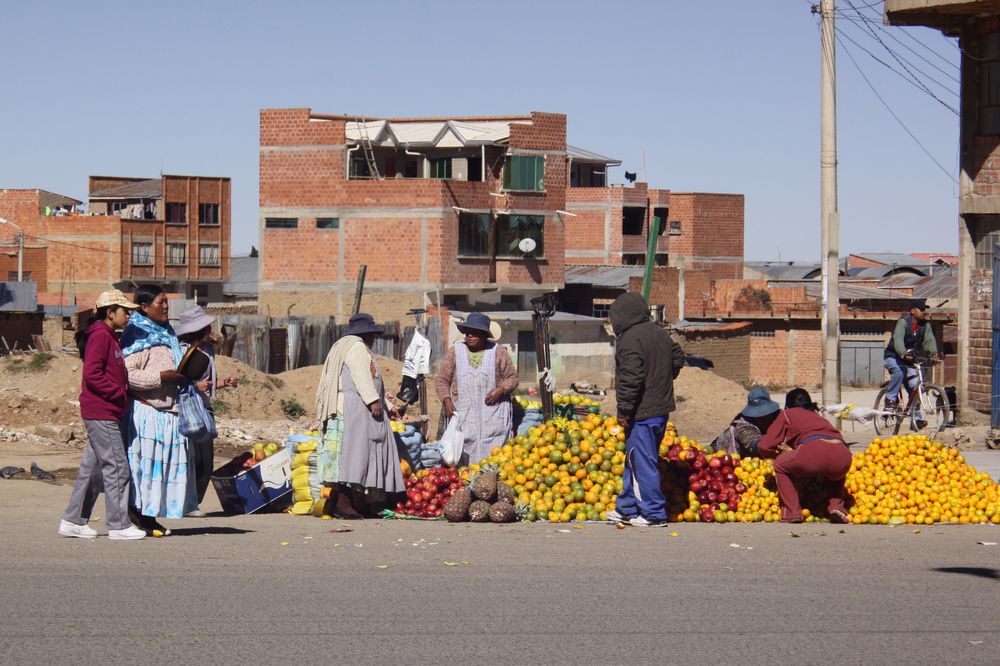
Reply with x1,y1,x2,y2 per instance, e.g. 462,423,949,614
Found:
837,34,959,185
837,12,960,82
843,0,960,114
839,2,960,70
836,26,959,111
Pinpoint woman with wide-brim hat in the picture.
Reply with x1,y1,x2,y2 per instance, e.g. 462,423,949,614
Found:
435,312,519,465
315,313,405,518
711,387,781,457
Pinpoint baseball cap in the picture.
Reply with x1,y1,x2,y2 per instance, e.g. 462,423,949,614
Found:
94,289,139,310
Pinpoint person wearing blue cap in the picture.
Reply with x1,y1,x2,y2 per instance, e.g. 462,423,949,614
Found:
711,387,781,457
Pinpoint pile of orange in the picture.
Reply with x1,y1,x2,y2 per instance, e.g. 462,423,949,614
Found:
472,412,626,522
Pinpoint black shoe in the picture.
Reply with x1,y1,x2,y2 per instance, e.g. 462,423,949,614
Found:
916,419,928,431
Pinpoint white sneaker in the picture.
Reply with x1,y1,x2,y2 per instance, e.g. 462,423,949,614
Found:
184,509,207,518
58,520,97,538
108,525,146,540
605,510,634,524
629,516,668,527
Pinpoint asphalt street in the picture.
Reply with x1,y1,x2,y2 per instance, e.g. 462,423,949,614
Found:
0,480,998,666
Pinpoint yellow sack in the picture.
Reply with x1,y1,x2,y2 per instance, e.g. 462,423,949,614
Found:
293,487,313,503
291,452,312,469
294,440,318,453
292,478,311,492
290,500,313,515
291,466,309,481
312,497,327,517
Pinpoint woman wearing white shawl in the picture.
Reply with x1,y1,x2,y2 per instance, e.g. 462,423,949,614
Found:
315,313,404,519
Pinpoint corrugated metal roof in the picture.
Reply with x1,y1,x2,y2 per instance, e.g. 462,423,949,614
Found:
89,178,163,199
848,265,927,278
851,252,923,266
224,256,259,296
451,310,606,324
567,145,621,166
564,264,645,289
346,119,522,148
0,281,38,312
746,261,822,280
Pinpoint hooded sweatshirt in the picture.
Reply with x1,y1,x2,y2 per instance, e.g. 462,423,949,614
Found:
610,293,686,422
79,320,129,421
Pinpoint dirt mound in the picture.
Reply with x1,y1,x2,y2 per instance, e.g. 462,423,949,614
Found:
671,367,749,444
0,354,84,431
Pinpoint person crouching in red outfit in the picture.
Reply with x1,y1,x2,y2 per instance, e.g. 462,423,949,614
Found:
757,388,852,524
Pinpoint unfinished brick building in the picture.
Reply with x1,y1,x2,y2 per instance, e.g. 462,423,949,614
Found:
0,175,231,307
259,108,568,321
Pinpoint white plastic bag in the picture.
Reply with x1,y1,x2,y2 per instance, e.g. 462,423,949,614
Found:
440,417,465,467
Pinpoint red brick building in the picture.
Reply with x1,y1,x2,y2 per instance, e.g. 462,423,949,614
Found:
0,175,231,307
259,108,568,321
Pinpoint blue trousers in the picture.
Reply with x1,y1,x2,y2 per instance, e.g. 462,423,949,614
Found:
616,417,667,521
883,357,917,402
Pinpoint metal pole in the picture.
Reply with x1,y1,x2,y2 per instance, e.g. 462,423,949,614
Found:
352,264,367,315
17,231,24,282
641,201,660,301
820,0,841,406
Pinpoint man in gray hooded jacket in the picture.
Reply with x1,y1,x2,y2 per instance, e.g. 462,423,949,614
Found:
606,293,686,527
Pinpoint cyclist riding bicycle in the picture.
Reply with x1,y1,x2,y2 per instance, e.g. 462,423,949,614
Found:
883,301,938,413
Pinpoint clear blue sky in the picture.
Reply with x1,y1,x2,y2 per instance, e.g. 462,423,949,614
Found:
0,1,960,261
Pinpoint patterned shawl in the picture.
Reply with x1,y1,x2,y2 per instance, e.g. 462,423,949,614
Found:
120,311,183,364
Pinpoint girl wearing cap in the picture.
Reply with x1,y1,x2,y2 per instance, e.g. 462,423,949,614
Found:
120,285,194,533
315,313,405,519
757,388,853,524
58,290,146,540
176,305,238,517
435,312,518,465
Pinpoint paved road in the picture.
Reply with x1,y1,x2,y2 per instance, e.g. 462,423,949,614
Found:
1,481,998,665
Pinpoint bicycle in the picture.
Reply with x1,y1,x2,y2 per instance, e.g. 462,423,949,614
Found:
873,355,951,437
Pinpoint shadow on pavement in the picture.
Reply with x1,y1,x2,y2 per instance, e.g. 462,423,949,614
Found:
167,526,256,537
932,566,999,580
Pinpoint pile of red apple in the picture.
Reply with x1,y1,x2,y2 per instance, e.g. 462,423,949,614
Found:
687,451,747,523
395,467,463,518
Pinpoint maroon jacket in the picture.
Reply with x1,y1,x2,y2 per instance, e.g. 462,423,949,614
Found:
79,320,129,421
757,407,844,459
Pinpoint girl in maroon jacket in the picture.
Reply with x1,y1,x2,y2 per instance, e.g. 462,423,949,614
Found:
758,388,853,524
58,290,146,540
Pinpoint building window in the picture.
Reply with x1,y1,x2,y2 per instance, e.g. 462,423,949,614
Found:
841,321,886,337
502,155,545,192
497,214,544,257
622,207,645,236
570,163,606,188
971,216,1000,269
166,202,187,224
131,242,153,266
350,158,371,179
458,213,490,257
7,271,31,281
979,32,1000,135
669,220,682,235
316,217,340,230
199,203,220,226
199,244,220,266
166,243,187,266
430,158,452,179
653,207,668,236
265,217,298,229
592,303,611,319
750,330,776,338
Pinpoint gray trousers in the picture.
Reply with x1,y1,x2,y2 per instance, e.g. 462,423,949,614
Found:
62,419,132,530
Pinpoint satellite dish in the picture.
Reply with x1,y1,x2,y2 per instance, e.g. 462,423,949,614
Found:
518,237,537,254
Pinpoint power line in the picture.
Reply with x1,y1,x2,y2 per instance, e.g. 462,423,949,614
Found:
837,12,960,81
839,3,960,71
843,0,960,114
837,34,959,185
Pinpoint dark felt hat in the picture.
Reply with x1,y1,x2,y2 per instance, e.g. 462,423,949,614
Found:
345,312,384,337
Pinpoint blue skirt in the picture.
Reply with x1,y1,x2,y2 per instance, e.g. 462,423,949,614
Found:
125,402,196,519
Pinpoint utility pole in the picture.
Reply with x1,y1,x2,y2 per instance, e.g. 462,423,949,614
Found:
820,0,841,407
17,231,23,282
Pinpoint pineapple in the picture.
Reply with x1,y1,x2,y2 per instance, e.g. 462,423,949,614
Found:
471,464,499,502
443,488,472,522
514,501,529,522
468,500,492,522
496,481,515,505
488,501,515,523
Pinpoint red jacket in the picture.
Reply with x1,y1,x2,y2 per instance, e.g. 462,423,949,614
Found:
79,321,129,421
757,407,843,459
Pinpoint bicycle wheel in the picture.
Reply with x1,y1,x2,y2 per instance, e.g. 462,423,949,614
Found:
910,384,950,435
873,388,902,437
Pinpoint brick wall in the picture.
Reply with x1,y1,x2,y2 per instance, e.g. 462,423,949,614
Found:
675,328,750,384
748,321,822,387
668,192,744,279
969,268,992,413
0,245,47,289
565,184,670,264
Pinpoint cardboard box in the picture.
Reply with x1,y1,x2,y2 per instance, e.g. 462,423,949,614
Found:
211,446,293,514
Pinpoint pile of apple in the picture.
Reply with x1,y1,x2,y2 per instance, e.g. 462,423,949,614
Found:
242,442,281,469
686,450,747,523
395,467,463,518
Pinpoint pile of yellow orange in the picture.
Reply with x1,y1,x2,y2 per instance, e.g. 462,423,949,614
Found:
472,412,626,522
847,434,999,525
